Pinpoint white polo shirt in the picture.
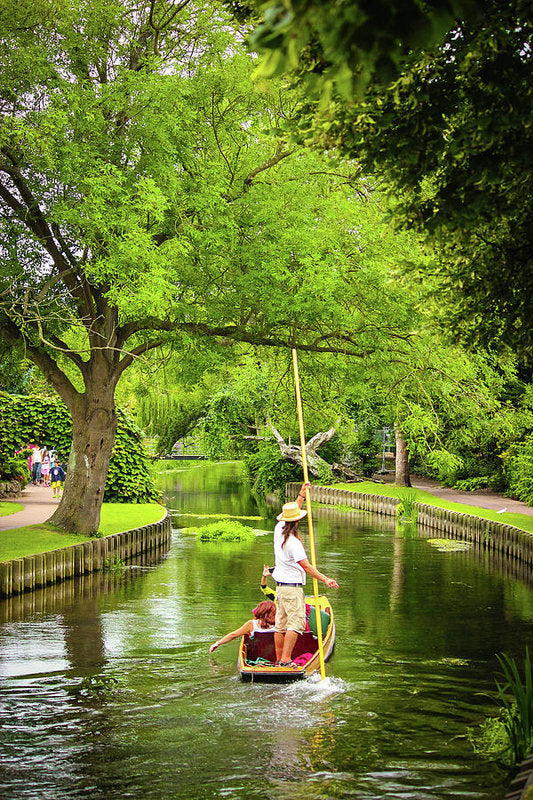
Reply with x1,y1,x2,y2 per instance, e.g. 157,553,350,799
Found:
272,521,307,585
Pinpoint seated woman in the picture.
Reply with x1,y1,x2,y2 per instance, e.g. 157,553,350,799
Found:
209,600,276,654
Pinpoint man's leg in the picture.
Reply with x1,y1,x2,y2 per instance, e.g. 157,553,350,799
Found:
280,630,299,663
274,631,285,662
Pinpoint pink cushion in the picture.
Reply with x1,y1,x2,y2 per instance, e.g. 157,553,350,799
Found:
292,652,314,666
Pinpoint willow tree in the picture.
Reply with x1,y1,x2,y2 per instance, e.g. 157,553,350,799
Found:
0,0,418,533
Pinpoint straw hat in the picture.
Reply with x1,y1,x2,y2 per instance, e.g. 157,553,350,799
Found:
277,501,307,522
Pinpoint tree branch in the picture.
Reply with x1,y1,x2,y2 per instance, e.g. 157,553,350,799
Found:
242,146,297,189
0,318,79,405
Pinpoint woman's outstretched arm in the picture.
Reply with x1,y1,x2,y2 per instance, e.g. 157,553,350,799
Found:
209,619,253,653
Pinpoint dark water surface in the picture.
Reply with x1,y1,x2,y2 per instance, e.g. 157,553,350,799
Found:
1,461,533,799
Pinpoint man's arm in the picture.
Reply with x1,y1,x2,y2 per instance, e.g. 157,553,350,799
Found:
298,558,339,589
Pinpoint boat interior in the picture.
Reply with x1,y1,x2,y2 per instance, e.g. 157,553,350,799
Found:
242,605,332,666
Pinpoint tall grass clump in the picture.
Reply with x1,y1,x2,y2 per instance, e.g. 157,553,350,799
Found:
193,520,256,543
495,649,533,766
468,648,533,769
396,487,419,521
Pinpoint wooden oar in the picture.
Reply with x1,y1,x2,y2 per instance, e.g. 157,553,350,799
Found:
292,348,326,680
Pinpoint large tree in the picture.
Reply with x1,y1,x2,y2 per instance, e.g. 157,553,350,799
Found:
240,0,533,366
0,0,417,533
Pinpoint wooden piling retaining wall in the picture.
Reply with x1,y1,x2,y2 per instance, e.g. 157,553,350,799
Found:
0,511,172,598
287,482,533,800
286,483,533,571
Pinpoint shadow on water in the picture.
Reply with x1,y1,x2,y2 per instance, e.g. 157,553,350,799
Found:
1,462,532,798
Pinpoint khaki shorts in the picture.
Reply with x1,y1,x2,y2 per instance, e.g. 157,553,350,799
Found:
275,586,305,634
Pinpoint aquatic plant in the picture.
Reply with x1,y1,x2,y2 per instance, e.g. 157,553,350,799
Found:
494,648,533,766
75,674,120,705
104,556,125,572
397,487,419,521
467,712,512,767
194,520,256,542
468,648,533,769
427,538,471,552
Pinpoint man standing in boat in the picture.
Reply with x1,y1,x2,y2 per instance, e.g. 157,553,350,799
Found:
273,483,339,667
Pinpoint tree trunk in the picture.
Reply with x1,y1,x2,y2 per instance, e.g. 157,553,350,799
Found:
269,423,336,478
48,388,117,535
395,427,411,487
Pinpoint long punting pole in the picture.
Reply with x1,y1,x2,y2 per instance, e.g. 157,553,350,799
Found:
292,348,326,681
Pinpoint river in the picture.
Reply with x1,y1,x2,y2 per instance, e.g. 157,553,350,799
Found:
1,460,532,799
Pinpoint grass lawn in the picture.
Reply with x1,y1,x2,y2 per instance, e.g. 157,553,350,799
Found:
0,502,166,562
0,501,24,517
330,481,533,535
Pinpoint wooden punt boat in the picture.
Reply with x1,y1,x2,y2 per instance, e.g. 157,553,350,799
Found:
238,594,335,682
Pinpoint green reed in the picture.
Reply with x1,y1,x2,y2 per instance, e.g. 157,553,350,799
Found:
494,648,533,766
397,487,419,521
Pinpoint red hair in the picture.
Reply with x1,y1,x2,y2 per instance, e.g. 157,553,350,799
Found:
253,600,276,628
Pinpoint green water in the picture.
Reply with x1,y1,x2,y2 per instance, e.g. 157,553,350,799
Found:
1,461,533,798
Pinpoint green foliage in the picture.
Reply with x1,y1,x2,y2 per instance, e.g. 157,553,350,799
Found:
316,460,333,485
397,487,418,521
453,476,490,492
0,455,30,484
200,391,253,460
467,711,513,767
193,520,256,542
0,393,157,502
103,556,125,572
136,387,207,455
506,435,533,505
277,2,533,365
486,649,533,768
240,0,483,98
104,413,159,503
245,440,302,497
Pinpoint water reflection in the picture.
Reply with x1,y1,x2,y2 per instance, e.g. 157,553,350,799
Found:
0,462,532,798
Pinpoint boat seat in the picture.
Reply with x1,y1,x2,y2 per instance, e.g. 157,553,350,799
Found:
307,607,330,638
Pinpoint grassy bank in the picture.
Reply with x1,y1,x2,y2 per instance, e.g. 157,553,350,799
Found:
0,501,24,517
0,502,166,562
331,481,533,535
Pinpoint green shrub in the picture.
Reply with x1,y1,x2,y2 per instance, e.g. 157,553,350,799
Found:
506,435,533,505
0,393,157,503
453,476,490,492
316,460,334,485
0,456,31,484
245,440,302,498
193,520,256,542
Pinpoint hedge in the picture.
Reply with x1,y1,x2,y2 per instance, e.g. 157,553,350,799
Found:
0,393,158,503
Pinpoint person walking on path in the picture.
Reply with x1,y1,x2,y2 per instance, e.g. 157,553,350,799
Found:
41,449,51,487
49,462,65,499
31,446,42,485
273,482,338,667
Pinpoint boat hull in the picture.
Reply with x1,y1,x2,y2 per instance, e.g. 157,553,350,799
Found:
238,595,335,682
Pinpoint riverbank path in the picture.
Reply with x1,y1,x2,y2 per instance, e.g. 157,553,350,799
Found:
0,484,60,531
393,474,533,517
